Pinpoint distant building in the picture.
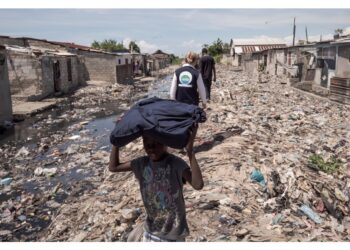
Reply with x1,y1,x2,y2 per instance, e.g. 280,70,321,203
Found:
149,50,171,71
230,38,287,67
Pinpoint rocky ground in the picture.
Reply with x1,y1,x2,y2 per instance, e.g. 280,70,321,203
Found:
1,65,350,242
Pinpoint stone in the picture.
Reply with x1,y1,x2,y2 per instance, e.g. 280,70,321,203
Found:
236,228,249,237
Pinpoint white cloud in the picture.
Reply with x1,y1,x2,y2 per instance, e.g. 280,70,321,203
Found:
121,37,158,53
122,37,132,49
181,40,202,53
138,40,158,53
344,26,350,36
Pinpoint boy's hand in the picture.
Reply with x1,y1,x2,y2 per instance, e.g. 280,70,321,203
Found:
186,124,198,156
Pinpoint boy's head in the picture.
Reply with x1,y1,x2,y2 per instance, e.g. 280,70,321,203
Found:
142,135,167,161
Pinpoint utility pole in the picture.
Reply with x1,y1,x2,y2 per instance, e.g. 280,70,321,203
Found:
305,26,309,44
292,17,296,46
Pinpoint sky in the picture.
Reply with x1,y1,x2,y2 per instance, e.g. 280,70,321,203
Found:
0,9,350,56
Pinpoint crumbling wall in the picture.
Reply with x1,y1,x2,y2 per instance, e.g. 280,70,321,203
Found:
52,56,80,93
76,55,88,85
242,54,259,75
0,48,13,125
0,37,25,47
336,45,350,78
220,54,233,66
6,51,44,97
116,64,134,84
26,39,64,51
76,51,116,83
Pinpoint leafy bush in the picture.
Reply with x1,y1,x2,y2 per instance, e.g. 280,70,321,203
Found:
213,54,223,64
308,154,341,174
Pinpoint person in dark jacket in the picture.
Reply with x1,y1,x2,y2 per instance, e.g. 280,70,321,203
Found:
109,125,203,242
170,52,207,109
199,48,216,101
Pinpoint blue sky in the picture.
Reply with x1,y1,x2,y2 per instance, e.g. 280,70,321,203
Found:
0,9,350,56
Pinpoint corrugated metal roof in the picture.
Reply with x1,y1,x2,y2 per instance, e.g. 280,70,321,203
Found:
235,44,287,54
233,38,286,46
49,41,92,50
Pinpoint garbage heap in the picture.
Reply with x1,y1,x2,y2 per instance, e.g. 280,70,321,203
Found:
40,65,350,241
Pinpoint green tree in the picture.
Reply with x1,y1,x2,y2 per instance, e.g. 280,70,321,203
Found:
335,28,343,35
208,38,223,57
129,41,141,53
223,42,231,54
91,40,101,49
90,39,126,52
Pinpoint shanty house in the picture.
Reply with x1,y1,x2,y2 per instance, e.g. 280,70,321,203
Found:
5,45,80,101
329,37,350,104
150,50,171,71
230,38,287,67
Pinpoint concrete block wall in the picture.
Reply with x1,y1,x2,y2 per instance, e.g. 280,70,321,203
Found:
0,48,13,125
116,64,134,84
50,56,80,94
76,55,88,85
77,51,116,83
6,51,43,97
336,45,350,78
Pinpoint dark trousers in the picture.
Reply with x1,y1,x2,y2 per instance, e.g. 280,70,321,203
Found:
203,78,212,100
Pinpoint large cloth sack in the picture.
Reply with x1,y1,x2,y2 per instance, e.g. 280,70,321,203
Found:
110,97,206,149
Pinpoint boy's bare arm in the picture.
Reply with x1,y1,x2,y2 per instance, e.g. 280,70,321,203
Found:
109,145,132,172
183,126,204,190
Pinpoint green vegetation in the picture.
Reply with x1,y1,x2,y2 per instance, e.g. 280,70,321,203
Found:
128,41,141,53
203,38,230,64
334,28,343,35
213,54,223,64
91,39,126,52
308,154,341,174
170,54,182,65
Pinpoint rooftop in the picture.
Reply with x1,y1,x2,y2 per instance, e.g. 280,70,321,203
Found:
233,38,286,46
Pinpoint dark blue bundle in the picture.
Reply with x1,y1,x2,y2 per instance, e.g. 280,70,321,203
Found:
110,97,206,149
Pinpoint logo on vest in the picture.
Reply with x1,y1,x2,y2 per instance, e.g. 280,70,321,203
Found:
179,71,193,87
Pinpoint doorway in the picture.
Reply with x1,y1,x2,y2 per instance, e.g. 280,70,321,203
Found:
53,60,61,92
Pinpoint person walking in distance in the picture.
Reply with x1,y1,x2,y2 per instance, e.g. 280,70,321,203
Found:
199,48,216,102
170,51,207,109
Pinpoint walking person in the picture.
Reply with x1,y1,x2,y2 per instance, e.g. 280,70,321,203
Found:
109,125,203,242
199,48,216,102
170,51,207,109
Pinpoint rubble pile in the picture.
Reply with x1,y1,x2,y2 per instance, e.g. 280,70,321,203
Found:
1,65,350,241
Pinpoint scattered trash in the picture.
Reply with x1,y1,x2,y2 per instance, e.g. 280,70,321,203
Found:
18,215,27,222
0,177,13,186
219,215,239,226
250,169,266,186
68,135,81,140
235,228,249,237
1,65,349,242
272,213,284,225
299,205,323,224
15,147,29,157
